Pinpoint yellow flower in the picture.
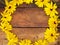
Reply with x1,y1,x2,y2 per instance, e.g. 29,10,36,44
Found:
1,13,12,22
44,28,59,42
24,0,33,4
35,0,50,7
43,0,50,6
0,21,12,31
19,39,33,45
4,1,17,14
13,0,23,5
34,39,48,45
5,31,18,45
8,37,18,45
5,31,18,41
44,2,58,17
48,15,58,28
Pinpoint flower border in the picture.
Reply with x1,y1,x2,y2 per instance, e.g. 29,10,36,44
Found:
0,0,60,45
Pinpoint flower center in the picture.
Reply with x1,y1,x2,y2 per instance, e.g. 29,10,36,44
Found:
42,0,44,2
58,16,60,19
9,6,11,9
51,34,54,36
54,21,56,24
50,9,53,11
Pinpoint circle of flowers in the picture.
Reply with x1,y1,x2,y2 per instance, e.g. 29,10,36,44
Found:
0,0,60,45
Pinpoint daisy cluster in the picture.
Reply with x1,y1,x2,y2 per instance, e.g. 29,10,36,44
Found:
0,0,60,45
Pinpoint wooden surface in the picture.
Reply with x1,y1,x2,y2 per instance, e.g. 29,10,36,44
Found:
0,28,59,45
0,3,60,45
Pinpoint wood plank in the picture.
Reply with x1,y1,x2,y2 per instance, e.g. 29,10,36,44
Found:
0,28,60,45
0,28,45,45
11,8,60,27
19,3,36,8
11,8,49,27
0,8,60,27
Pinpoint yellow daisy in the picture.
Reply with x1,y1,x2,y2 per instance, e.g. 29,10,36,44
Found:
44,28,59,43
19,39,33,45
44,2,58,17
13,0,23,6
35,0,50,7
0,21,12,31
34,39,48,45
4,1,17,14
1,13,12,22
43,0,50,6
24,0,33,4
5,31,18,45
48,15,58,28
5,31,17,40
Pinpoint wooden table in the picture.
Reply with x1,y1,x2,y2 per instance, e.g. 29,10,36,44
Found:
0,3,60,45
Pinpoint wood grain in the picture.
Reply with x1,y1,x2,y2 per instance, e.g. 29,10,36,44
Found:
0,4,60,45
11,8,60,27
0,28,45,45
11,8,48,27
0,28,59,45
0,8,60,27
